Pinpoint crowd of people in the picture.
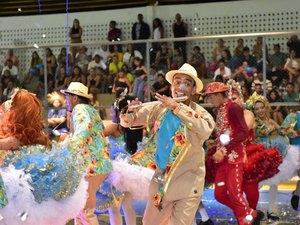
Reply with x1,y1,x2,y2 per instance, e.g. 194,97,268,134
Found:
0,12,300,225
0,61,298,225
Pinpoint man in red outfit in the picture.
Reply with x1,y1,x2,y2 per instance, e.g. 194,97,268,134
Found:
203,82,264,225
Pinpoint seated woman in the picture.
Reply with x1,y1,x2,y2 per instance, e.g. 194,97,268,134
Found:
55,66,71,91
47,91,69,138
23,51,43,84
87,67,102,93
112,70,132,98
0,89,87,225
284,49,300,82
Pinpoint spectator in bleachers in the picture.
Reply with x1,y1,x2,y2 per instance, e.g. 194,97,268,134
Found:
23,51,43,84
188,46,206,78
121,64,134,85
56,47,73,77
267,89,286,125
75,46,90,76
153,18,164,39
211,39,228,72
88,54,107,71
2,49,19,67
251,69,272,94
2,78,15,102
108,55,124,88
287,34,300,58
1,70,13,91
150,73,170,101
283,82,299,113
221,48,235,71
93,45,111,64
232,60,254,94
214,74,226,83
69,18,83,61
284,49,300,82
213,59,231,81
35,66,55,99
47,91,68,138
90,90,106,119
110,45,124,62
233,38,244,58
123,43,143,71
268,44,288,87
148,64,160,86
155,42,172,72
131,14,151,58
241,85,250,102
252,36,263,60
1,59,18,81
269,44,287,70
241,46,257,68
71,66,86,85
107,20,122,52
252,82,263,96
45,47,57,77
278,77,288,97
170,48,184,70
107,20,122,42
132,57,147,102
172,13,188,62
112,70,131,98
87,67,102,94
55,66,71,91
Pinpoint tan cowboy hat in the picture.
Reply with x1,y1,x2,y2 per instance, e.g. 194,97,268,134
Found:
165,63,203,93
60,82,92,99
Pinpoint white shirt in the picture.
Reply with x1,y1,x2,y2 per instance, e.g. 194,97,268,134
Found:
153,27,162,40
213,67,232,80
93,49,111,64
1,65,18,77
88,60,107,70
123,50,143,65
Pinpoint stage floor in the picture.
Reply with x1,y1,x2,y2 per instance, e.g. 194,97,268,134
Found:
94,183,300,225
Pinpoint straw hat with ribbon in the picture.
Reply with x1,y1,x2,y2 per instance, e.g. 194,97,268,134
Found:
165,63,203,93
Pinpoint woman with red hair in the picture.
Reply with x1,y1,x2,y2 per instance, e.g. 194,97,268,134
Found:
0,90,49,149
0,89,88,225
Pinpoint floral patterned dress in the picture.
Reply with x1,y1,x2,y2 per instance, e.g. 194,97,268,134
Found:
71,104,113,176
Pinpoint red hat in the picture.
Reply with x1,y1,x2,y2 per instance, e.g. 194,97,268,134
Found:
203,82,229,95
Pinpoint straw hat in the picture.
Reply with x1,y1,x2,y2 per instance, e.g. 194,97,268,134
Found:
165,63,203,93
60,82,92,99
203,82,229,95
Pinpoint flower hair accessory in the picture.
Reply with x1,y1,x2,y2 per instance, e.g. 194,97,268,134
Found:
226,79,243,103
245,92,268,110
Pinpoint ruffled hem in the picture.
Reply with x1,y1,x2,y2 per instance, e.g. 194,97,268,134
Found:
0,166,88,225
205,143,283,183
109,159,155,200
243,143,282,182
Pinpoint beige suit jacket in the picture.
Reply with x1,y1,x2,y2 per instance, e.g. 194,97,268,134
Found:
120,101,215,201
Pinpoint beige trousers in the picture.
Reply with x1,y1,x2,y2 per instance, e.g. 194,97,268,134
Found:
142,176,201,225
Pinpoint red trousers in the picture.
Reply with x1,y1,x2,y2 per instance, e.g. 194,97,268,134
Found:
214,160,257,225
243,181,259,209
